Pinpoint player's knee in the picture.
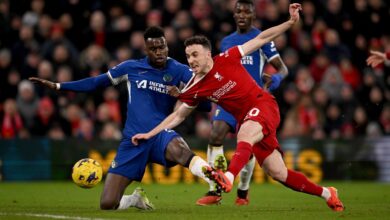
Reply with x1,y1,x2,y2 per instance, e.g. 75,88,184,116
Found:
237,131,263,145
100,198,119,210
267,168,287,182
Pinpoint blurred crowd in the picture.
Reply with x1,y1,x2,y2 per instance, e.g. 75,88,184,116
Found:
0,0,389,141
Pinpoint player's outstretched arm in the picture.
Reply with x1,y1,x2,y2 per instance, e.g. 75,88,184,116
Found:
131,104,194,145
29,74,111,92
241,3,301,56
29,77,59,90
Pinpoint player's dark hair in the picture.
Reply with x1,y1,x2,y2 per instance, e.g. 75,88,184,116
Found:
236,0,254,6
184,35,212,51
143,26,165,40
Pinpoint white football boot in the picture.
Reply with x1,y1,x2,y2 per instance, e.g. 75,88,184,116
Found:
131,187,155,210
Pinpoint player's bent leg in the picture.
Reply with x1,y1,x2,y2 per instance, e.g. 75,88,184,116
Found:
261,150,288,182
206,121,230,189
165,137,193,166
163,134,224,205
209,120,231,146
236,156,256,206
100,173,132,210
262,150,344,211
226,121,262,179
165,137,212,185
209,121,263,194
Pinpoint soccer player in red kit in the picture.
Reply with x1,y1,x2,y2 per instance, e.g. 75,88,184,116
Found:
132,3,344,211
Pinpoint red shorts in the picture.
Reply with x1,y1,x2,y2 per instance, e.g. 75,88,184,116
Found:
241,93,282,166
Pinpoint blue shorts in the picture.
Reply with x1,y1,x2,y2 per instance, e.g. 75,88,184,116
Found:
212,105,237,133
108,129,179,181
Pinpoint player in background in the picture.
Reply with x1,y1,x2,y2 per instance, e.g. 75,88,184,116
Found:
132,4,344,212
197,0,289,206
366,50,390,67
30,26,214,211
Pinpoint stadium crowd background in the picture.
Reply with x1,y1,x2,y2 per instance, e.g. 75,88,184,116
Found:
0,0,389,141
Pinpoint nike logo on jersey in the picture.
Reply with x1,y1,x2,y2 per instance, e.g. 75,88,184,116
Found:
138,71,148,74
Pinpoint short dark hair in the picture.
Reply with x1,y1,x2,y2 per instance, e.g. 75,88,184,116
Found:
236,0,254,6
184,35,212,51
144,26,165,40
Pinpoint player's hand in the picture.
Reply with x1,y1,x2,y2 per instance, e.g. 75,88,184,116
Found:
132,133,151,145
263,73,272,92
29,77,58,90
263,73,283,92
288,3,302,24
366,50,386,67
167,85,181,97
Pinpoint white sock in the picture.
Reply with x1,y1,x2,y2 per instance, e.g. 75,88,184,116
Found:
189,156,211,184
238,156,256,191
321,187,331,200
209,145,224,167
117,195,137,210
225,171,234,184
207,145,212,166
207,145,224,191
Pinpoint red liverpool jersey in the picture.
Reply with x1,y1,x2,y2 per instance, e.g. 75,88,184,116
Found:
179,46,266,122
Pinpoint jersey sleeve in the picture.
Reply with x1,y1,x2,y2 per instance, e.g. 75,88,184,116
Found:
222,46,244,61
60,74,111,91
107,61,132,85
260,41,279,61
178,94,199,108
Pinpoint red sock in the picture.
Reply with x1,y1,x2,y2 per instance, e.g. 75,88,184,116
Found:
228,141,253,176
283,170,323,196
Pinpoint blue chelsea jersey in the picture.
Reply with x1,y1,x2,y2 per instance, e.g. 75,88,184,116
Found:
107,57,192,138
220,27,279,87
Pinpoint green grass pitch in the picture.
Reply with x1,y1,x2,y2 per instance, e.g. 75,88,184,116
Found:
0,181,389,220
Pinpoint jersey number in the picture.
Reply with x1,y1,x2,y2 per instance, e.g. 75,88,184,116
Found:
248,108,260,117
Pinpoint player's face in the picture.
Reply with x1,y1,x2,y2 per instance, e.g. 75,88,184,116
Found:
233,2,255,32
145,37,168,69
185,44,211,75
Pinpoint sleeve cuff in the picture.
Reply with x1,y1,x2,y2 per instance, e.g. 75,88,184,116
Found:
386,51,390,60
238,46,245,57
182,102,197,109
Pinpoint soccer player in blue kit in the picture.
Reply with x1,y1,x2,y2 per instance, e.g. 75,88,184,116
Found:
30,26,213,210
196,0,289,206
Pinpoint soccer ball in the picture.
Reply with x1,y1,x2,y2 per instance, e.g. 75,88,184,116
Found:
72,158,103,188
